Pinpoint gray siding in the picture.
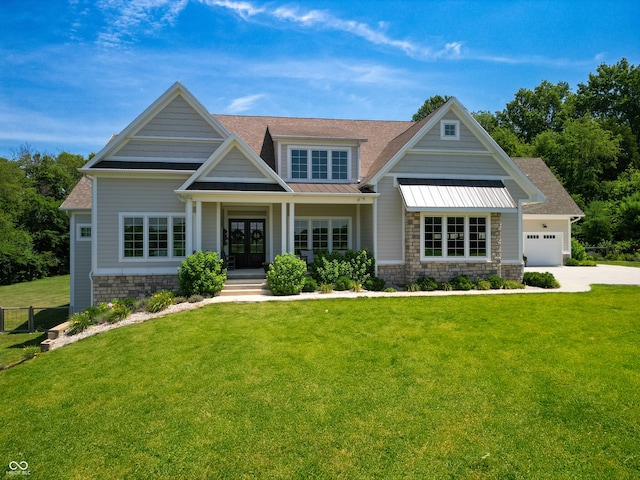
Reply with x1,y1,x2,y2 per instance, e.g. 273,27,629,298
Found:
376,176,404,261
136,95,223,139
112,139,220,160
359,204,374,252
503,178,529,201
501,212,520,261
391,153,508,177
414,112,488,151
277,142,358,182
73,213,92,312
96,177,187,270
201,203,220,252
205,146,268,179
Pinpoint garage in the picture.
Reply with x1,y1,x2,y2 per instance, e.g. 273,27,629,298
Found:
524,232,563,266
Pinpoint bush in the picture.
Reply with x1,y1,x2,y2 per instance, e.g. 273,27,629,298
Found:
566,258,580,266
178,251,226,297
146,290,174,313
310,249,374,285
475,280,491,290
486,275,504,289
319,283,334,294
406,282,420,292
449,275,474,291
107,299,131,323
523,272,560,289
416,276,438,291
302,277,318,292
267,253,307,295
503,280,526,289
364,276,386,292
173,296,187,304
188,295,204,303
440,282,453,291
334,276,353,291
383,287,397,293
67,311,92,336
571,238,587,261
314,256,351,285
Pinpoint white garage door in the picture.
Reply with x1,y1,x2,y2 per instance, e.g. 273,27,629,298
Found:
524,233,563,266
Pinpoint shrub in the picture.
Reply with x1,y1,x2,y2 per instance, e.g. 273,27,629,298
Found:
406,282,420,292
319,283,334,294
146,290,174,313
267,253,307,296
22,346,39,360
188,295,204,303
302,277,318,292
310,249,374,285
178,251,226,297
86,302,111,324
503,280,526,289
566,258,580,266
440,282,453,291
314,256,351,285
67,311,92,336
475,280,491,290
383,287,397,293
364,276,386,292
486,275,504,289
416,276,438,291
107,299,131,323
346,249,374,284
571,238,587,261
334,276,353,291
173,296,187,304
350,282,363,292
449,275,474,291
523,272,560,289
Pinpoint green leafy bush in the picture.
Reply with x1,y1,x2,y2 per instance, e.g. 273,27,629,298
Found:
146,290,174,313
22,346,39,360
406,282,420,292
449,275,474,291
67,311,92,336
383,287,397,293
475,280,491,290
334,276,353,291
440,282,453,291
319,283,334,294
107,299,131,323
487,275,504,289
302,276,318,292
310,249,374,285
523,272,560,289
566,258,581,266
503,280,526,289
178,251,226,297
416,276,438,291
364,276,386,291
173,296,187,304
267,253,307,295
314,256,352,285
571,238,587,261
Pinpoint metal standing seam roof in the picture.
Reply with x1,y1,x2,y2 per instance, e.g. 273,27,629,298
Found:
398,179,517,211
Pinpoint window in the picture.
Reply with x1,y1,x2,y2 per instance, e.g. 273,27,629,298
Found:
121,214,186,260
295,218,350,252
76,224,92,241
422,215,489,260
440,120,460,140
289,147,349,181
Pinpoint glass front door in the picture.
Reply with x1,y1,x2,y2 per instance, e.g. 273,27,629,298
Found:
229,219,265,268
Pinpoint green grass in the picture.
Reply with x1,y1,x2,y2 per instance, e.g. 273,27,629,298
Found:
0,275,70,367
1,286,639,478
597,260,640,268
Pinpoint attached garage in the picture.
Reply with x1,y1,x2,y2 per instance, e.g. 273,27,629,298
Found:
524,232,563,266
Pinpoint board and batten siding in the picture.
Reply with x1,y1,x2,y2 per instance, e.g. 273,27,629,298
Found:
205,147,268,180
376,176,404,261
95,177,187,270
414,112,489,151
390,153,508,177
72,212,92,312
136,95,224,139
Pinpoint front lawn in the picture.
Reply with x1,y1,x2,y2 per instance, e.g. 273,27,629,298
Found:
1,286,639,478
597,260,640,268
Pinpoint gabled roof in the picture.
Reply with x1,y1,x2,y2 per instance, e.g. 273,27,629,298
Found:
512,158,584,217
60,175,92,210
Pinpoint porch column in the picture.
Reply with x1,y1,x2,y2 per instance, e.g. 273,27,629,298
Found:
195,200,202,252
288,202,295,254
185,199,193,255
281,202,287,254
216,202,221,254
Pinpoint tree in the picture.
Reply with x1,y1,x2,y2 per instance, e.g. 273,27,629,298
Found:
616,192,640,241
413,95,451,122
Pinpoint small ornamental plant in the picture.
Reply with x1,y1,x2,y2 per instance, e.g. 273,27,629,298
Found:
266,253,307,296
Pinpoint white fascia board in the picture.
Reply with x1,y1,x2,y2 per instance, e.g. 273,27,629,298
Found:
82,170,192,179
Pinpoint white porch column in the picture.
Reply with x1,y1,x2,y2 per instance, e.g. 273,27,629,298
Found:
185,199,193,255
268,204,273,261
281,202,287,254
356,203,361,250
288,202,295,254
216,202,221,254
195,200,202,252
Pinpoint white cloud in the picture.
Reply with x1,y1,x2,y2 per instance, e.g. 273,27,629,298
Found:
226,94,265,113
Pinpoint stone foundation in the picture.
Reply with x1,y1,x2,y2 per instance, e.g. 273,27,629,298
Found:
93,274,179,304
501,264,524,282
377,265,406,288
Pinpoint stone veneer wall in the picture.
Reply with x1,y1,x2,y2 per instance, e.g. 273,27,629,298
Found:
377,212,524,286
93,274,179,304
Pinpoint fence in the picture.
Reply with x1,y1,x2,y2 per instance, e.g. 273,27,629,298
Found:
0,306,70,333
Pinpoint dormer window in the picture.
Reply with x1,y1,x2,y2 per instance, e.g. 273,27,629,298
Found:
441,120,460,140
289,147,350,181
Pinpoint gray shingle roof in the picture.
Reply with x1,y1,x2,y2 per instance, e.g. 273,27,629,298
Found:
60,175,92,210
511,158,584,216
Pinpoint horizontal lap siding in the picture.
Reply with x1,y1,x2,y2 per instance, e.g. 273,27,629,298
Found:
201,203,219,252
73,213,92,312
359,204,374,252
136,96,223,138
206,147,267,179
391,153,508,177
114,139,219,160
414,113,488,151
96,178,187,270
376,176,403,261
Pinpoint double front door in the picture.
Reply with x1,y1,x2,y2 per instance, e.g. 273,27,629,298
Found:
229,219,265,269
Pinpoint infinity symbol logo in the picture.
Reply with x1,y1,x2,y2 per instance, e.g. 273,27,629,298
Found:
8,461,29,471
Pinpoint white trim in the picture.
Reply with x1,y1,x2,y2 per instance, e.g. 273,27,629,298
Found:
440,120,460,140
268,204,273,261
216,202,221,254
76,223,92,241
118,213,187,262
287,145,352,182
288,202,295,254
419,213,491,262
195,201,202,252
281,203,287,255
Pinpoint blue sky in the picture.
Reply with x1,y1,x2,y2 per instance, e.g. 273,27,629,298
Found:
1,0,638,159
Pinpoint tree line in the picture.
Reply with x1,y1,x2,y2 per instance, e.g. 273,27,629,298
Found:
0,149,87,285
415,58,640,257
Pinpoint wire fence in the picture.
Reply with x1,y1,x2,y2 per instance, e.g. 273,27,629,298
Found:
0,307,69,333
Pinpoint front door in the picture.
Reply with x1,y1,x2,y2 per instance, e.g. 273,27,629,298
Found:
229,219,266,268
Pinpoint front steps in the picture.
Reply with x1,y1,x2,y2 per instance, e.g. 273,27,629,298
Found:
220,270,270,296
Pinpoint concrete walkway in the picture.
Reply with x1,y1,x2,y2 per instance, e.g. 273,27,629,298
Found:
525,265,640,292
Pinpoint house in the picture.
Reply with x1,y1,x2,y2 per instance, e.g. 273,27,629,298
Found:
61,82,582,312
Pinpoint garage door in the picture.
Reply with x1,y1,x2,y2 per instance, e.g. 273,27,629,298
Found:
524,233,563,266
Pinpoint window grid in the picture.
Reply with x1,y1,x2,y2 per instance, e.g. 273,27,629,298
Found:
148,217,168,257
173,218,186,257
295,218,349,252
291,149,308,179
447,217,465,256
312,220,329,250
123,217,144,258
469,217,487,257
311,150,328,179
122,215,186,260
423,216,443,257
294,220,309,252
331,151,348,180
290,148,348,180
422,215,489,260
332,220,349,250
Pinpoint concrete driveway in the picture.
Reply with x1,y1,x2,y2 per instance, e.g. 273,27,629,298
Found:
525,265,640,292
